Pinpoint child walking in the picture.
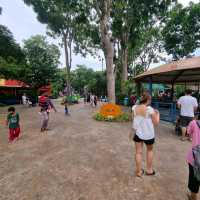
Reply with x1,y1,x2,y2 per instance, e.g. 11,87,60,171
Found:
63,97,70,115
6,107,20,143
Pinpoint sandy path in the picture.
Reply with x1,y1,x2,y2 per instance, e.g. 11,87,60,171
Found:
0,102,192,200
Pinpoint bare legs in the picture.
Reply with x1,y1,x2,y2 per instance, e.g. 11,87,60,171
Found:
146,144,154,174
135,142,143,176
135,142,154,176
188,192,197,200
181,127,187,140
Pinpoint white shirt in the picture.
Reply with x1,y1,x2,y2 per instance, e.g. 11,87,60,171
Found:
178,95,198,117
132,105,155,140
22,95,27,104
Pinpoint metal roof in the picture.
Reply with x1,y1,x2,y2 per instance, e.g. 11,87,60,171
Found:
135,56,200,83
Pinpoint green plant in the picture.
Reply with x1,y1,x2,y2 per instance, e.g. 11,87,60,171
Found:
94,112,131,122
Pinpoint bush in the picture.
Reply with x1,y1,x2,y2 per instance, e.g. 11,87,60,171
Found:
94,112,131,122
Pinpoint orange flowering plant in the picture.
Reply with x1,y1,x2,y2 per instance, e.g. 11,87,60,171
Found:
100,103,122,117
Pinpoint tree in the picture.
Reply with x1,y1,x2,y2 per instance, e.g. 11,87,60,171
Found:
71,65,106,96
112,0,176,83
22,35,60,90
162,3,200,60
23,0,93,95
93,0,115,103
0,24,25,79
0,25,24,63
81,0,177,100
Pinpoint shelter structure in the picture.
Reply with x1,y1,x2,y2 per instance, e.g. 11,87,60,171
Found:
134,56,200,122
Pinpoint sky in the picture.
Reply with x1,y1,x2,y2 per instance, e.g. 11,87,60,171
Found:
0,0,199,71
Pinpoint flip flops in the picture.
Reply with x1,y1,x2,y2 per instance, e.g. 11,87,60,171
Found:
145,170,156,176
136,169,144,178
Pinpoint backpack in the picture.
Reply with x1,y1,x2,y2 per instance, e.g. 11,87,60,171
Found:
39,96,49,110
192,121,200,181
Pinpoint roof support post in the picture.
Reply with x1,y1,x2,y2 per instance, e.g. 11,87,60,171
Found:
149,77,153,97
136,82,141,97
171,83,174,101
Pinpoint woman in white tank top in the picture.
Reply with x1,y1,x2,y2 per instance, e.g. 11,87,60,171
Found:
130,92,160,177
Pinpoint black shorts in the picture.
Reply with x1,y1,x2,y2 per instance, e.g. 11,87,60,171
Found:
188,164,200,193
180,116,193,127
133,134,155,145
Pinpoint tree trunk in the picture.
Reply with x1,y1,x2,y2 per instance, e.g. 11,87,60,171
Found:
97,0,115,103
121,46,128,93
63,32,71,96
104,44,115,103
122,47,128,81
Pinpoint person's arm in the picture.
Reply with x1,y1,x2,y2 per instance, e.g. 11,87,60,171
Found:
49,99,57,112
151,109,160,126
6,115,9,126
17,113,20,126
177,98,181,109
193,98,198,112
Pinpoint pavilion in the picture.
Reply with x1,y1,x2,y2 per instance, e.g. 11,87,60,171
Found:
134,56,200,122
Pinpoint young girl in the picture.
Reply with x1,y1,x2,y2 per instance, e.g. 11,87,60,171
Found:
187,120,200,200
6,107,20,143
130,93,160,177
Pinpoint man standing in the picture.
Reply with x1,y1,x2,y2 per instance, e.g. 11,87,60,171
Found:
178,89,198,141
22,93,27,105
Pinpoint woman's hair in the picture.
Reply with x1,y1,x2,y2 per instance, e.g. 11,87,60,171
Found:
140,92,151,104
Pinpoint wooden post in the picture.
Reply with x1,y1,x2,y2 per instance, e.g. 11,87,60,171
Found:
171,83,174,101
149,77,153,96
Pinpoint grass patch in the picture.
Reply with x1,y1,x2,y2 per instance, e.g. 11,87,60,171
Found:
94,112,131,122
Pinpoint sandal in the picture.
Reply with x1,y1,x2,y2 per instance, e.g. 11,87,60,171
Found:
145,170,156,176
136,169,144,177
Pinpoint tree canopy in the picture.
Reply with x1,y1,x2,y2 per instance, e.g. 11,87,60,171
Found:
162,3,200,60
21,35,60,89
71,65,106,96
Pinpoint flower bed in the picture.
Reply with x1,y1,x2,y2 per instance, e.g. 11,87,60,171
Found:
94,103,131,122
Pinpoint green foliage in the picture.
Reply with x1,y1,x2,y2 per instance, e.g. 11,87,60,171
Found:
0,24,25,79
162,3,200,60
122,80,136,96
175,85,185,98
71,65,106,96
0,25,24,63
51,69,66,98
94,112,131,122
22,35,60,89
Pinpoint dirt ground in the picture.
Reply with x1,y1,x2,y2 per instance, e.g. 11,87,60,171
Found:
0,101,196,200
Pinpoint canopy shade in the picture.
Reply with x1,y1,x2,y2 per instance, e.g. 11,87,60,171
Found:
135,56,200,84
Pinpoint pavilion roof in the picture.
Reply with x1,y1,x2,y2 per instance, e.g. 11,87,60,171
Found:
135,56,200,84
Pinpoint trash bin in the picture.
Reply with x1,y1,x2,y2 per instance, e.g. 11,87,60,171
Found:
124,97,129,106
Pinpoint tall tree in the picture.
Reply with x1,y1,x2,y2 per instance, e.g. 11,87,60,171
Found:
0,25,24,63
162,3,200,60
112,0,176,83
0,24,25,79
22,35,60,90
23,0,90,95
94,0,116,103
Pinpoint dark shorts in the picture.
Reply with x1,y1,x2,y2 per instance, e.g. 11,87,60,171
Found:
180,116,193,127
188,164,200,193
133,134,155,145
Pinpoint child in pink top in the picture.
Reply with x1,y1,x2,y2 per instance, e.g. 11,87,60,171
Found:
187,120,200,200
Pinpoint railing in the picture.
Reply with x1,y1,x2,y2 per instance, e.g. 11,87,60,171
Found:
152,101,177,123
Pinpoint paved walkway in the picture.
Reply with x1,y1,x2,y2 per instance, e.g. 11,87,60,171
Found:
0,102,192,200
